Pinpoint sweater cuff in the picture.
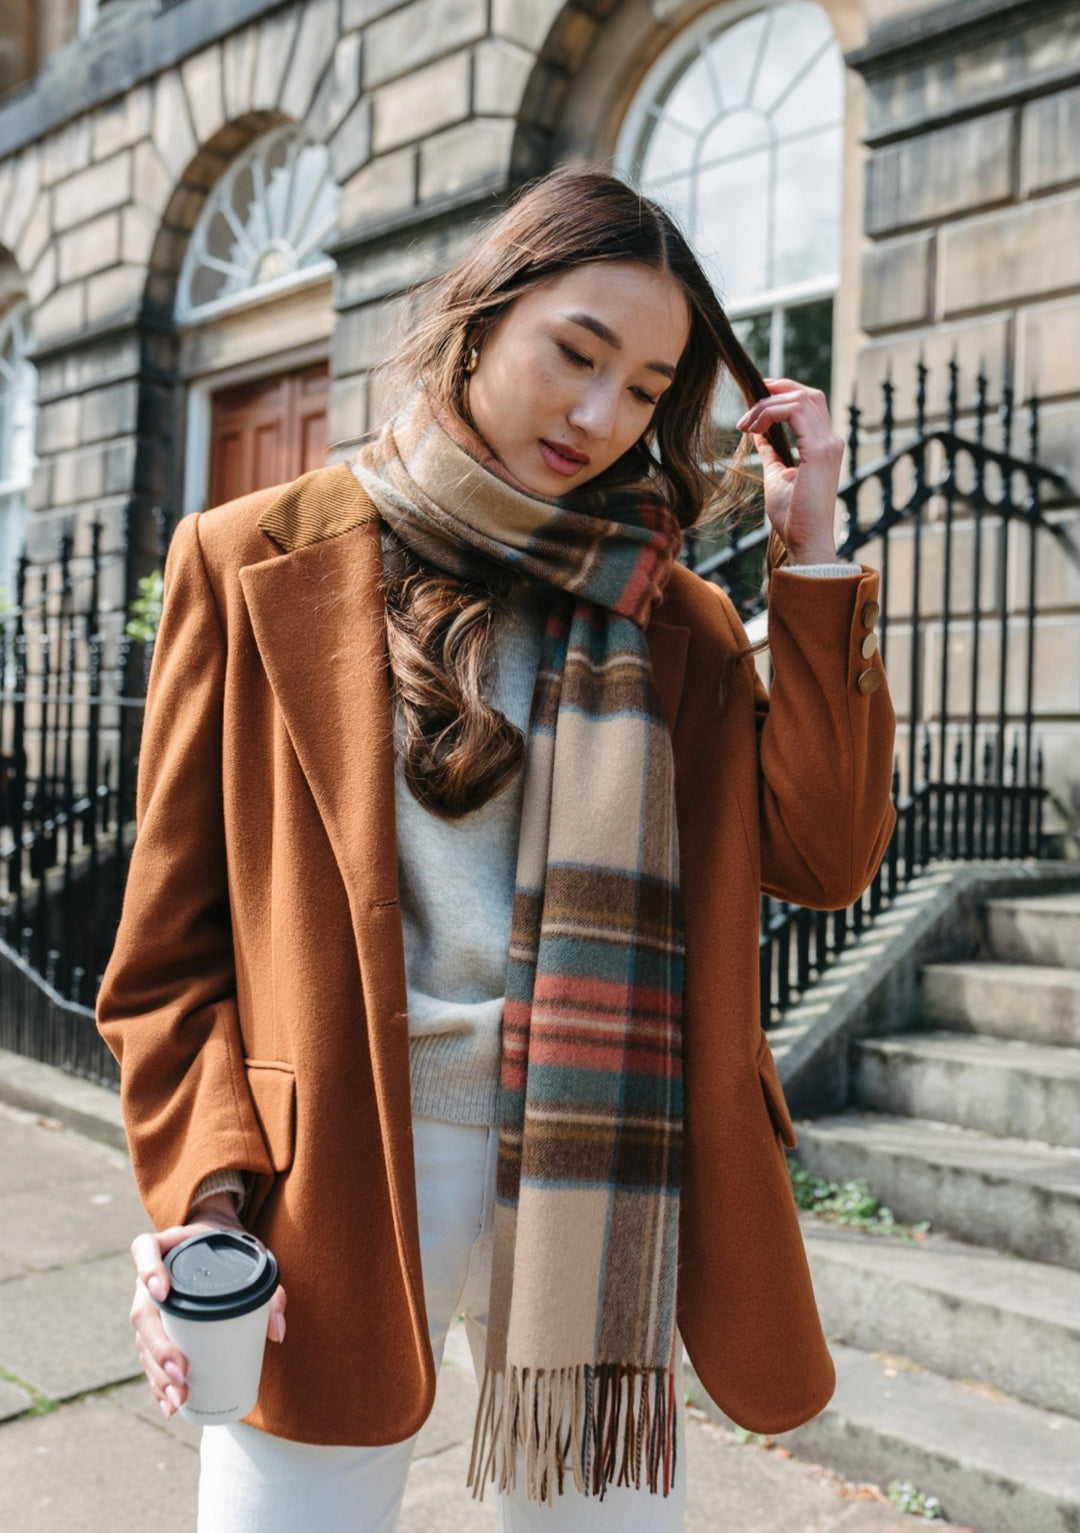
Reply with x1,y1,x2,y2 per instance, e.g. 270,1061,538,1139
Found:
188,1169,248,1219
785,561,861,578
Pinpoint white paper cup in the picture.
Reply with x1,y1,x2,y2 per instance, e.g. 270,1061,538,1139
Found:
153,1230,279,1426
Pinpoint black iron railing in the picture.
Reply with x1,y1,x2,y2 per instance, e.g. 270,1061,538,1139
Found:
693,355,1076,1025
0,354,1074,1079
0,502,175,1086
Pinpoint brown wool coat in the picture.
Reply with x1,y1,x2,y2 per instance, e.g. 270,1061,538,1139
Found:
96,461,897,1447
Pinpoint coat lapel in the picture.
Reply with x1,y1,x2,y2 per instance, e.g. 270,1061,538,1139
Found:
238,466,416,1229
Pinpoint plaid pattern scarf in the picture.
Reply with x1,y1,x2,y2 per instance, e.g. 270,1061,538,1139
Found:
349,382,686,1506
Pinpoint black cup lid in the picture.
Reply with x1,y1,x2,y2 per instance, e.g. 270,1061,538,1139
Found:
159,1231,279,1321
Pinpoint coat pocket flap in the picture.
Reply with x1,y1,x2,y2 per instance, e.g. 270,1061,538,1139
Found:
244,1060,296,1173
755,1031,799,1149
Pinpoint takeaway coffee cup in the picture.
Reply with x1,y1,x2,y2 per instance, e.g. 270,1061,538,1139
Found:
153,1229,280,1425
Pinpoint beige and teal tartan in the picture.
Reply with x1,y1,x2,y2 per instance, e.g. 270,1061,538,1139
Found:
350,382,686,1505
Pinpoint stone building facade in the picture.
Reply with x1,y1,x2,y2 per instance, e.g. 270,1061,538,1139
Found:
0,0,1077,829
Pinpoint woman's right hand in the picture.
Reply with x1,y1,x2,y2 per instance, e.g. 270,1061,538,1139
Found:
128,1191,288,1420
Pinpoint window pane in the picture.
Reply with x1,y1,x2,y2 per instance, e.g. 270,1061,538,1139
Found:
773,125,842,287
782,297,833,405
696,146,771,301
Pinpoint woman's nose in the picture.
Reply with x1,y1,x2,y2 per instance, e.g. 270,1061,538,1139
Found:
568,385,619,441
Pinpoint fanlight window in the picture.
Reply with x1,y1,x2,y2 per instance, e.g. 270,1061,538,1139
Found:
176,126,339,323
615,1,843,410
0,300,35,604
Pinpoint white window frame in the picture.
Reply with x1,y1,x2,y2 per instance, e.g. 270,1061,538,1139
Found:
176,125,339,326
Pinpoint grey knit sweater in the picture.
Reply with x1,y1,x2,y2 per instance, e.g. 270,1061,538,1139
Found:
189,559,856,1217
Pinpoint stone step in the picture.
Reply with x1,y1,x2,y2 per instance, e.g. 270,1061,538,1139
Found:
921,961,1080,1045
793,1111,1080,1270
801,1211,1080,1420
852,1029,1080,1148
984,893,1080,969
767,1341,1080,1533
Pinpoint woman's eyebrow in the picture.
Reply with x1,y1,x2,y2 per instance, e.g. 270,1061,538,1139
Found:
560,312,677,380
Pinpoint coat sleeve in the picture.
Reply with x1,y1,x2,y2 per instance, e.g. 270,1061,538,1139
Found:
95,511,276,1231
726,563,897,911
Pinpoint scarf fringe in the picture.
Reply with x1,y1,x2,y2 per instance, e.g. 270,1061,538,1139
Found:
466,1362,678,1507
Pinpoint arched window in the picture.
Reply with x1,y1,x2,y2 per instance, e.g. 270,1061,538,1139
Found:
0,300,35,608
616,0,844,426
176,125,340,324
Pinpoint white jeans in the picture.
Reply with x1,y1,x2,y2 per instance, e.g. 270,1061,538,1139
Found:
198,1114,687,1532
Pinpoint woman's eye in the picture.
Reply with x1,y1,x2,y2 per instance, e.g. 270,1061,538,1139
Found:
558,343,658,406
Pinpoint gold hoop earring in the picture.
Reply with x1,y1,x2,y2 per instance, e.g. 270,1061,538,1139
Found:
464,346,479,374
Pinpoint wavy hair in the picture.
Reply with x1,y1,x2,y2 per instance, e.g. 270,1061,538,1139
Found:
352,166,794,818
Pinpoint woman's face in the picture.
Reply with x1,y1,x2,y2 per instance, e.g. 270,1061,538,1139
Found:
464,261,692,494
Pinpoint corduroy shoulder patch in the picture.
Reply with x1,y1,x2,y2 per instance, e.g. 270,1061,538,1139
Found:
256,461,378,552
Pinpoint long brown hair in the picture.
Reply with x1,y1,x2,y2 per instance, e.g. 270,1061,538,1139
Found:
361,166,794,818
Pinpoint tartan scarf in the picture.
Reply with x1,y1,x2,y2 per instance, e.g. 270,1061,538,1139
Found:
349,381,686,1506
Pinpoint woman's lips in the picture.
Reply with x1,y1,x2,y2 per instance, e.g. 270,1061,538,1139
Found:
539,440,588,476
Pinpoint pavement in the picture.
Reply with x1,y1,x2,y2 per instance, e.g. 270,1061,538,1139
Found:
0,1050,971,1531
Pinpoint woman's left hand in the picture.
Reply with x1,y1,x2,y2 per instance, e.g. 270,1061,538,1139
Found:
736,378,846,565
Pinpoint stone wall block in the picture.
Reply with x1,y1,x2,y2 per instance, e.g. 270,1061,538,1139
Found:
543,6,599,71
52,150,130,235
252,4,301,113
15,194,51,276
491,0,563,53
91,85,152,162
121,205,158,268
337,145,417,235
33,283,86,347
52,444,106,508
152,70,198,184
942,191,1080,315
132,140,174,222
58,211,121,283
371,50,471,154
473,37,534,114
331,291,413,376
86,265,145,327
1017,296,1080,400
342,0,403,24
327,373,369,458
104,438,139,496
37,396,81,455
181,44,227,148
328,94,372,185
223,25,259,121
1022,84,1080,196
3,148,41,253
27,460,52,515
865,111,1013,235
364,0,487,90
859,230,934,332
418,117,514,203
26,244,58,310
81,381,139,444
280,0,338,123
307,31,363,144
42,118,90,188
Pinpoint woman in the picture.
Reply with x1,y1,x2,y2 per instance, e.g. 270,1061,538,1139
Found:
97,167,896,1532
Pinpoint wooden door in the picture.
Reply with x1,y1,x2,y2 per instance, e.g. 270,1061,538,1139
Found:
208,361,328,507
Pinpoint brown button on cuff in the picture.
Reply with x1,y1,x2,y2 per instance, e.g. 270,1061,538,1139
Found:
856,667,882,695
860,632,879,659
861,600,880,628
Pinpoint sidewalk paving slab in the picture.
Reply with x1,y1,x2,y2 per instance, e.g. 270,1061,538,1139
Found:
0,1252,144,1399
0,1394,198,1532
